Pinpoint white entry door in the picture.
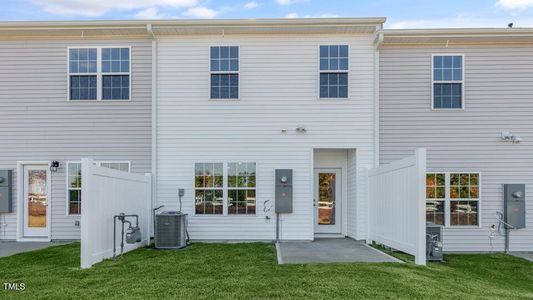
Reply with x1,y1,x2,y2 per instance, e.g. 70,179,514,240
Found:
22,165,51,238
314,169,341,234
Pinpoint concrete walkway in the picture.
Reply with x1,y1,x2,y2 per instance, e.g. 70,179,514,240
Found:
276,238,402,264
0,241,70,258
510,252,533,262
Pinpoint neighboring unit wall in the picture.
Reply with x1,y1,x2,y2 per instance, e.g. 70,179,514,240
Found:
379,45,533,251
0,39,152,240
156,34,376,241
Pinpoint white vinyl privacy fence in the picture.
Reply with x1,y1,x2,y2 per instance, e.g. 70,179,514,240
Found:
367,148,427,265
80,158,152,268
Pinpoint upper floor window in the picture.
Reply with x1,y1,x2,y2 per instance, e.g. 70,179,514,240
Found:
210,46,239,99
68,47,130,101
319,45,349,98
432,55,463,109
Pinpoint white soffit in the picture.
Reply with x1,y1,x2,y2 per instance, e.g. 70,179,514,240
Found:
381,28,533,46
0,18,386,39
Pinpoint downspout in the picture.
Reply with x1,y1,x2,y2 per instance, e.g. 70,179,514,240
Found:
147,24,158,239
373,29,384,169
366,28,383,242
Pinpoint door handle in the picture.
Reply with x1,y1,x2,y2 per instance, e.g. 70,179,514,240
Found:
313,198,316,207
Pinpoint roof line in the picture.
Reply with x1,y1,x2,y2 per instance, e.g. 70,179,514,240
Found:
0,17,387,29
381,27,533,36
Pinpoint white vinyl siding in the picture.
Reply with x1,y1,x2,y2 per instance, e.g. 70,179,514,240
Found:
156,34,376,241
0,39,151,241
380,46,533,251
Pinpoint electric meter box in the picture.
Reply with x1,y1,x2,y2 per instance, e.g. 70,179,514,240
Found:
275,169,293,213
0,170,13,213
503,184,526,229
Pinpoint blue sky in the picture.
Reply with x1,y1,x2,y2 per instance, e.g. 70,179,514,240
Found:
2,0,533,28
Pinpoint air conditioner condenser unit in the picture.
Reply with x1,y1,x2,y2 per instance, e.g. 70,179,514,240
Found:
155,211,188,249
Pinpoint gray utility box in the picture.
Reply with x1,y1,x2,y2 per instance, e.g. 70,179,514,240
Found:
275,169,293,213
0,170,13,213
504,184,526,229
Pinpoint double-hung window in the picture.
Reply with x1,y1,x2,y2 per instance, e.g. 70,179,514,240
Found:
69,48,97,100
195,163,224,214
194,162,256,215
102,48,130,100
67,162,82,215
432,55,463,109
68,47,130,101
426,172,480,226
210,46,239,99
228,162,256,215
66,161,132,215
319,45,349,98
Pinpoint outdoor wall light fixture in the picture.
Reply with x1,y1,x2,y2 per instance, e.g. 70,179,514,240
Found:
501,131,523,144
50,161,60,172
295,126,307,134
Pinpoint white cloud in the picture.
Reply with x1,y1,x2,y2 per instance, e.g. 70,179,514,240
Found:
496,0,533,11
276,0,307,6
285,12,339,18
244,1,261,9
32,0,197,17
135,7,164,19
183,6,219,18
285,12,299,18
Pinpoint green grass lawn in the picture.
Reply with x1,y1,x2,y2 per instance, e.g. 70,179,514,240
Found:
1,243,532,299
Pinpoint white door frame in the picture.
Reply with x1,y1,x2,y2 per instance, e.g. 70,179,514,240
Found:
16,161,52,242
314,168,342,234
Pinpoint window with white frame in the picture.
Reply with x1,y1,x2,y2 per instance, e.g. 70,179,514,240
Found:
426,172,480,226
67,162,82,215
69,48,97,100
227,162,256,215
195,163,224,214
319,45,349,98
194,162,257,215
98,161,131,172
210,46,239,99
66,161,131,215
68,47,130,101
432,55,463,109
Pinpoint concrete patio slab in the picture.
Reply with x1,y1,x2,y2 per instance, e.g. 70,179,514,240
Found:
276,238,402,264
510,252,533,262
0,241,70,258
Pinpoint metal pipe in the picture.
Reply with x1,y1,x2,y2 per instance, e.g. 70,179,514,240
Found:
113,215,117,260
276,213,280,242
113,213,140,260
120,219,125,257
